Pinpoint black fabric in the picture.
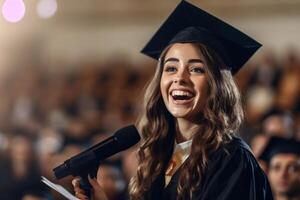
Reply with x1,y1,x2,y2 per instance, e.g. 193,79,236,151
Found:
145,137,273,200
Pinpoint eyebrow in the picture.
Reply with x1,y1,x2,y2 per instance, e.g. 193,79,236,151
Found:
164,58,204,64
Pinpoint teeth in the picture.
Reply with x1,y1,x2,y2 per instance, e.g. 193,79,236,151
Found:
171,90,193,97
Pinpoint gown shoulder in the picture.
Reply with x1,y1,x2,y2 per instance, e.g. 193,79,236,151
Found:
193,136,274,200
164,136,274,200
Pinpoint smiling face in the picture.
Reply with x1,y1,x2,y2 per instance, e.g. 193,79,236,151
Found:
160,43,209,121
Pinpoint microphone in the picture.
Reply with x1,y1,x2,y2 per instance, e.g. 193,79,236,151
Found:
53,125,140,179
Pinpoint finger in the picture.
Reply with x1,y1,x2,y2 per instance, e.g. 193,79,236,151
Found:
88,175,99,188
72,178,81,187
74,186,86,195
75,191,89,200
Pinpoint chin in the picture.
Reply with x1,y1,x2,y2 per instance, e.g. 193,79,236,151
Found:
168,109,194,119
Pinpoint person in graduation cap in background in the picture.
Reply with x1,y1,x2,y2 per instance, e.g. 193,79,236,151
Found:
73,1,273,199
259,137,300,200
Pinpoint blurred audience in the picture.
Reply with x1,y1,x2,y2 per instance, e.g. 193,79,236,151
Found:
96,162,127,200
0,50,299,199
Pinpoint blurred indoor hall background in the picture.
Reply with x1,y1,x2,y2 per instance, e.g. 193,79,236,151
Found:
0,0,299,199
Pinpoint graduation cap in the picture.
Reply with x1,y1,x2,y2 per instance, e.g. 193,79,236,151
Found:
261,108,288,121
259,136,300,164
141,0,262,74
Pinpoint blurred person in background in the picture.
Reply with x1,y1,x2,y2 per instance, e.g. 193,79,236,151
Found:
2,134,46,199
35,127,64,180
259,136,300,200
21,186,52,200
262,110,294,138
95,161,127,200
122,147,138,183
248,51,282,90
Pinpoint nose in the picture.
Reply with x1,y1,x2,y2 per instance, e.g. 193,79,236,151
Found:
279,168,289,180
173,68,189,84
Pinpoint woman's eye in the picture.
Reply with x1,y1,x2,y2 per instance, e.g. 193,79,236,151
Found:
164,66,177,72
190,67,205,74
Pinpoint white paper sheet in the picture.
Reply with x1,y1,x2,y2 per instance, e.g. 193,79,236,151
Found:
41,176,80,200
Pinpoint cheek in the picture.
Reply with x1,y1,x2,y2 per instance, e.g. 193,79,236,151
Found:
160,76,172,99
194,80,209,112
290,172,300,181
268,172,276,181
195,79,209,99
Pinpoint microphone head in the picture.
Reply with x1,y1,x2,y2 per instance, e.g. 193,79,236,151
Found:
53,162,69,179
114,125,140,150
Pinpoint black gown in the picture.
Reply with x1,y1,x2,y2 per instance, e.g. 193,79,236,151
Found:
145,137,274,200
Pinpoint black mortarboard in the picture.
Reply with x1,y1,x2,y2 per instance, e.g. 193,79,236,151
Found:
141,0,262,74
261,108,287,121
259,136,300,164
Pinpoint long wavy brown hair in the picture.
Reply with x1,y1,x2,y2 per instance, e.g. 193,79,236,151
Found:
129,43,244,200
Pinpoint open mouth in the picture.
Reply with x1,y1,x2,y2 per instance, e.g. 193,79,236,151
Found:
170,90,194,102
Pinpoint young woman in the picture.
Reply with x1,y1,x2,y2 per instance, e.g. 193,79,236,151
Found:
73,1,274,200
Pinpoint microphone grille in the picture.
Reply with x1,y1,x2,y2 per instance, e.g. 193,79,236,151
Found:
114,125,140,150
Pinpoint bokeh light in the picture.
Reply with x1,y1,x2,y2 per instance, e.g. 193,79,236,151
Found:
36,0,57,19
1,0,26,23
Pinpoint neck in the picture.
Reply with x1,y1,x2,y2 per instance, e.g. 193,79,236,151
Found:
175,117,202,143
276,193,300,200
276,195,288,200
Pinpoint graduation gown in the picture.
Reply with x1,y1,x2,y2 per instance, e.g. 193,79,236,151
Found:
145,137,274,200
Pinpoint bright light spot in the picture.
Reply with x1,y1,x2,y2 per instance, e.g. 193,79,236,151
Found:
2,0,26,23
36,0,57,19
